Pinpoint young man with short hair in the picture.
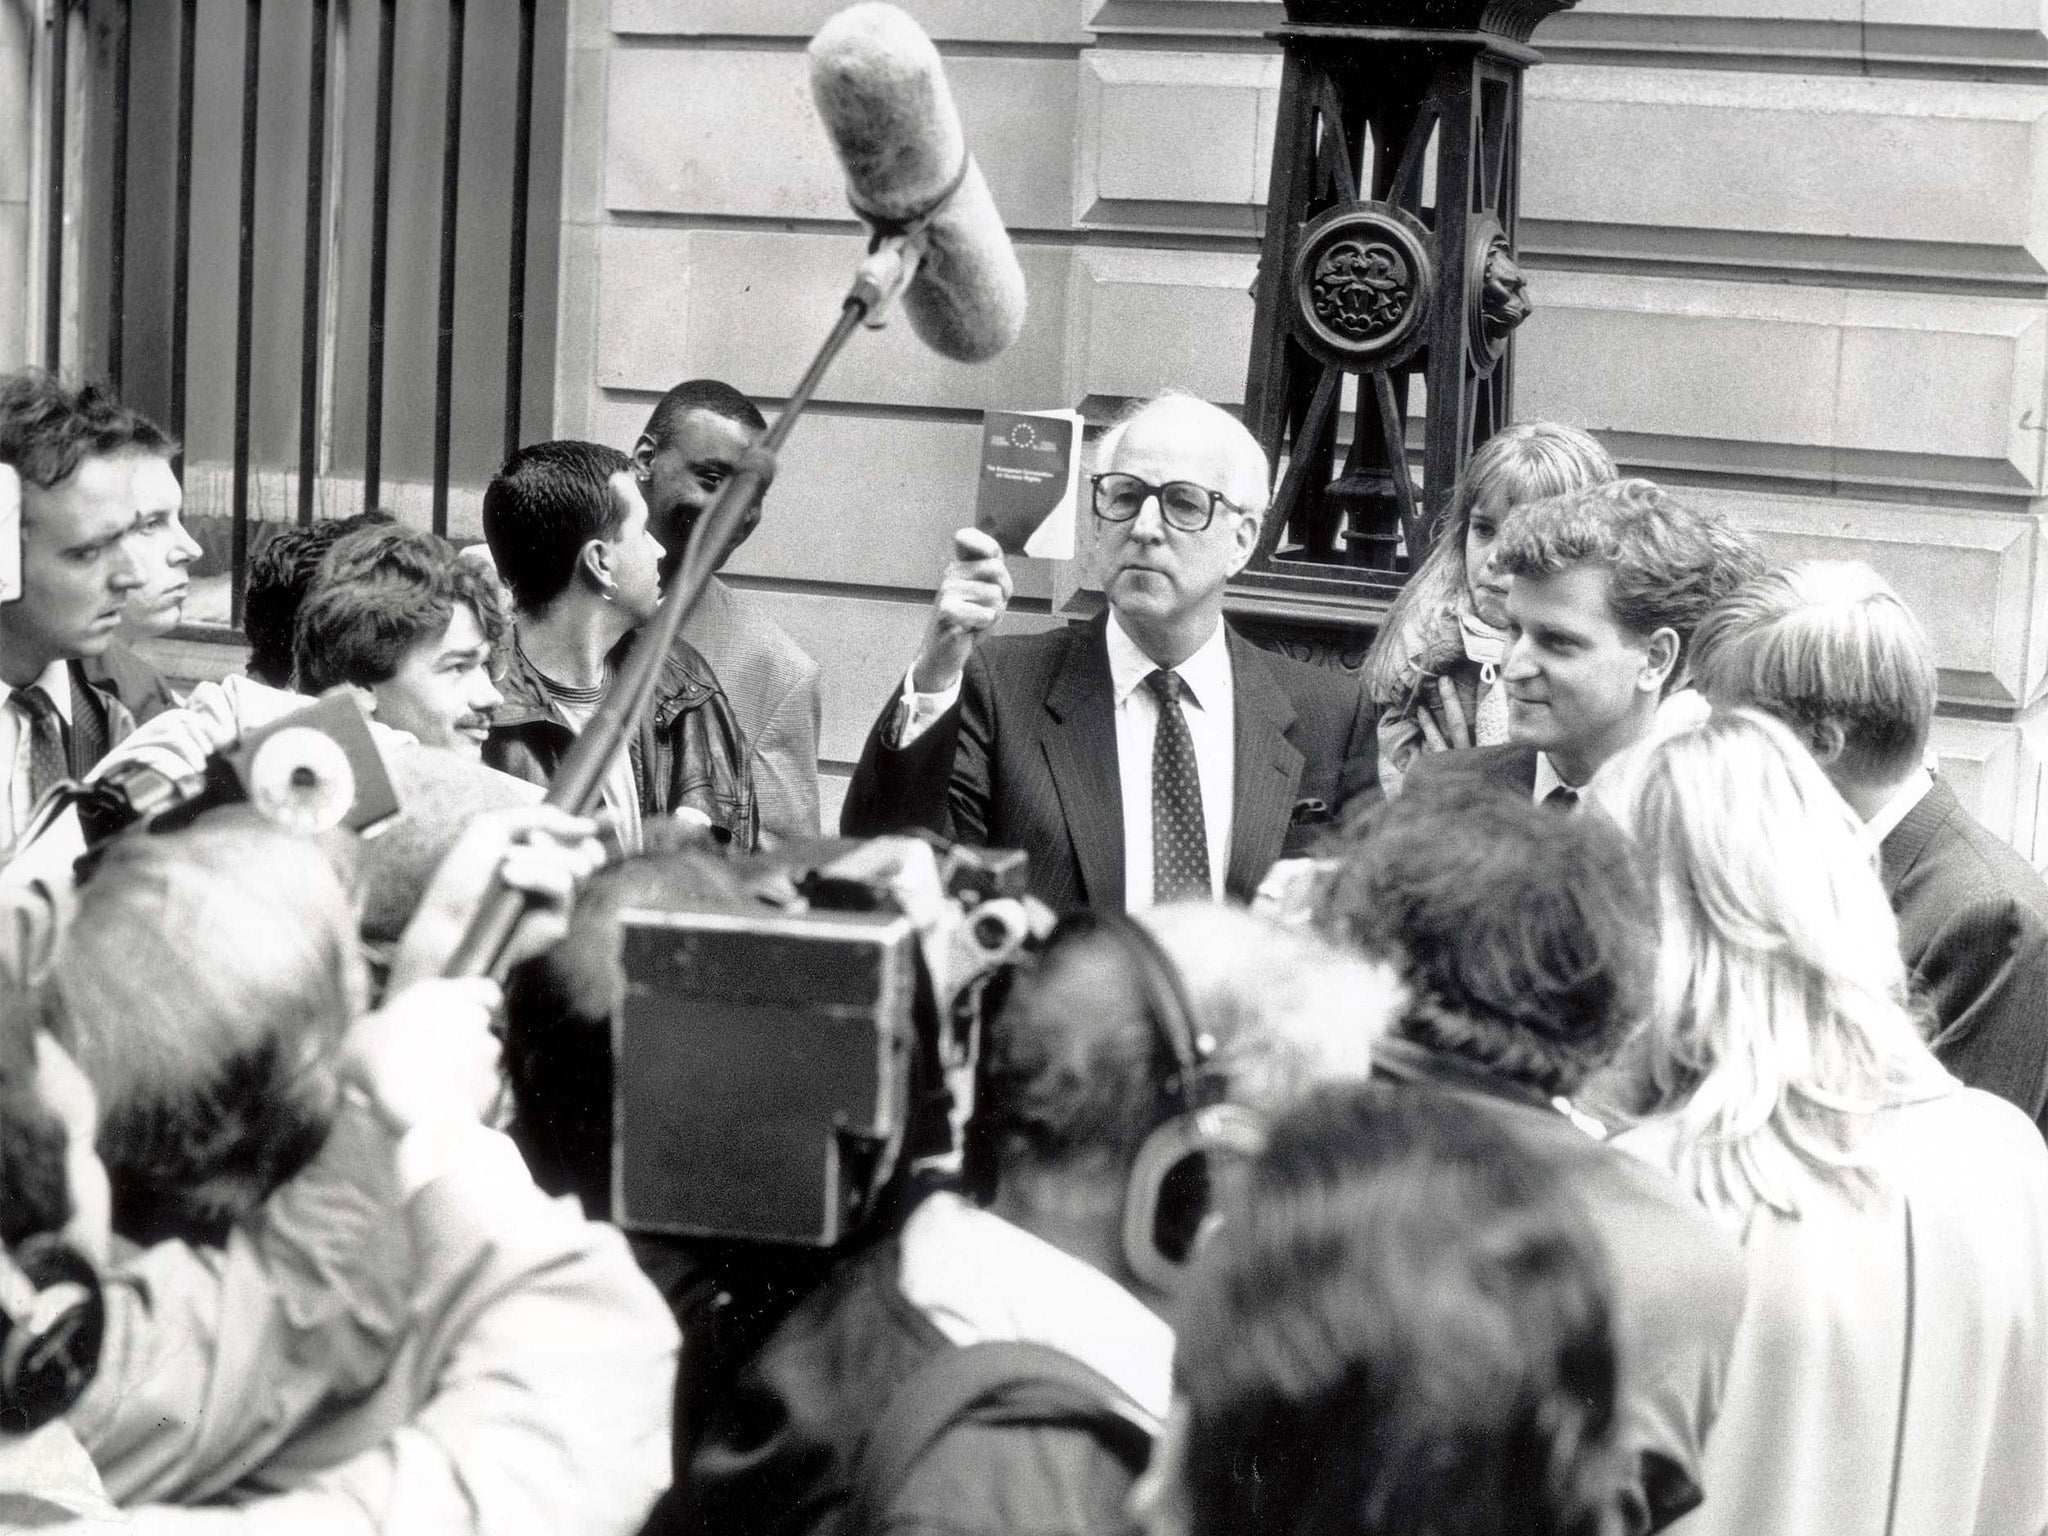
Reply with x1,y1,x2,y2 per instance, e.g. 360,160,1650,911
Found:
292,523,507,760
634,378,822,838
1406,477,1762,805
482,439,757,852
242,512,396,689
1692,560,2048,1132
0,373,151,851
84,417,196,725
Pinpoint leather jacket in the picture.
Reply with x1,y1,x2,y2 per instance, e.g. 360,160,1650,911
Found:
484,629,759,851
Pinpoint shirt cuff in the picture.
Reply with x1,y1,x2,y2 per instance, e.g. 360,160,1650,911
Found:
887,667,963,749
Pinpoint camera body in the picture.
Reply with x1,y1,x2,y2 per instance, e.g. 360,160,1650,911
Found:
610,837,1045,1248
614,905,919,1246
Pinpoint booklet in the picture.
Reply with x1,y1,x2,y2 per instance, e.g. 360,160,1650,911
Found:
974,409,1080,561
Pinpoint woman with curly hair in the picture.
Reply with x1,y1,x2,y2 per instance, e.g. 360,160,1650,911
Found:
1595,708,2048,1536
1362,422,1614,792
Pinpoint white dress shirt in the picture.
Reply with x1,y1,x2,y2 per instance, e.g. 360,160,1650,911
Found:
891,614,1236,909
0,659,75,854
1104,613,1234,907
1863,767,1933,847
1531,750,1576,807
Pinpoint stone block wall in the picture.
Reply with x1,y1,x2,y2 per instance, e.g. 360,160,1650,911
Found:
558,0,2048,850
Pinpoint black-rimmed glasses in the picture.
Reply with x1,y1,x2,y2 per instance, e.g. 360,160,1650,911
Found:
1090,473,1239,533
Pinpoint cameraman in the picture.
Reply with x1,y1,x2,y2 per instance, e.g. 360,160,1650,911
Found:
35,807,677,1535
683,902,1393,1536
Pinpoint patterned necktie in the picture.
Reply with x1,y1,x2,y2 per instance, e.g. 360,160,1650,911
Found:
1544,783,1579,812
12,686,68,807
1146,669,1211,902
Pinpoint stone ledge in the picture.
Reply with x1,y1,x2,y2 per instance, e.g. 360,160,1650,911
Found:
1519,270,2048,494
612,0,1092,43
603,48,1078,230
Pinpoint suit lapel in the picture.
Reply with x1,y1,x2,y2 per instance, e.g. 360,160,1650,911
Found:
1879,779,1957,898
1040,618,1126,906
1225,630,1305,896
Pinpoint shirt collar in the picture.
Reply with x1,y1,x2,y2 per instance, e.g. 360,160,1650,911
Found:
898,1189,1174,1430
1105,611,1231,713
1863,768,1934,847
0,660,76,726
1531,750,1571,805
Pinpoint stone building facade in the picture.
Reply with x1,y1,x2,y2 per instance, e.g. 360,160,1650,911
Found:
7,0,2048,852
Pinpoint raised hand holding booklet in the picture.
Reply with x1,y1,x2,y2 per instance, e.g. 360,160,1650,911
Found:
974,409,1081,561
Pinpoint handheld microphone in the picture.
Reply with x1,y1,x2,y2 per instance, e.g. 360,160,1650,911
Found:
808,3,1028,363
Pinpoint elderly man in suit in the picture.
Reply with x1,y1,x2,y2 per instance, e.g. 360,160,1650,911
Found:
1405,478,1761,807
1691,560,2048,1135
841,392,1377,911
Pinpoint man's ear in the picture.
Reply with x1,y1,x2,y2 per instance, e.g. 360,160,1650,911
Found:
629,434,657,477
1807,717,1849,767
1639,627,1681,694
1228,510,1263,577
578,537,616,597
347,683,379,718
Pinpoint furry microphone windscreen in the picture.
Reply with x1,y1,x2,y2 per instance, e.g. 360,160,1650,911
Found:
808,3,1027,363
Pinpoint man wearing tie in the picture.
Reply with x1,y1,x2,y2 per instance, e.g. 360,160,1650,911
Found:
842,392,1378,911
1405,478,1761,809
0,374,151,858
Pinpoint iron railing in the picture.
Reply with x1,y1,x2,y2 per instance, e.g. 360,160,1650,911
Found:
38,0,559,627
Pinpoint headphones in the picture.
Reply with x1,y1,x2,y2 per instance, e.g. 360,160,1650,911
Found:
963,911,1266,1294
0,1234,105,1433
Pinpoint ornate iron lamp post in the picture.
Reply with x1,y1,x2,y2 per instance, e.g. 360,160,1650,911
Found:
1227,0,1575,665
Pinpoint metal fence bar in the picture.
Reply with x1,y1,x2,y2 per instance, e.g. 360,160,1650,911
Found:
107,0,133,392
362,0,396,513
297,0,329,525
503,0,536,461
431,0,466,537
169,0,196,474
42,0,70,372
230,0,262,627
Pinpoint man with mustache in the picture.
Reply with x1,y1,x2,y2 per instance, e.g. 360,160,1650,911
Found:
293,522,507,760
0,373,151,856
842,392,1378,911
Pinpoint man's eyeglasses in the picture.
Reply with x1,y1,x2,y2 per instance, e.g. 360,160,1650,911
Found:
1090,473,1240,534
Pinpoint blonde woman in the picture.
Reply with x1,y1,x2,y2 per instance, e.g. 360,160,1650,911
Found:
1597,708,2048,1536
1362,421,1616,793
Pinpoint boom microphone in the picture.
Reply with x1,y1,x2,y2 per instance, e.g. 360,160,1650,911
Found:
444,5,1029,980
808,4,1028,362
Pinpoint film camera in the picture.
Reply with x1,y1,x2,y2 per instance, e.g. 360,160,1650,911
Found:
38,689,402,857
610,836,1048,1247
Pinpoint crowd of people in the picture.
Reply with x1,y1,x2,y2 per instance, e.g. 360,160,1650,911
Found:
0,362,2044,1536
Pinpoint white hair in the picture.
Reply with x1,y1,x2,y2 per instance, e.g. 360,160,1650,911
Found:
1136,901,1399,1116
1094,392,1271,520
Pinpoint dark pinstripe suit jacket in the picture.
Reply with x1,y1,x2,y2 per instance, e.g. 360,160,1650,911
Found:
1882,779,2048,1134
839,614,1379,911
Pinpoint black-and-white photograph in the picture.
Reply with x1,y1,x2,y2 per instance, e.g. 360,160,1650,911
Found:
1,0,2045,1530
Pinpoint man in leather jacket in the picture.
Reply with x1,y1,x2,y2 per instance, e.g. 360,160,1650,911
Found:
479,440,757,852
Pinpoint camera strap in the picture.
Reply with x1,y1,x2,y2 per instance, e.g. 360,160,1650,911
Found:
845,1339,1152,1535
